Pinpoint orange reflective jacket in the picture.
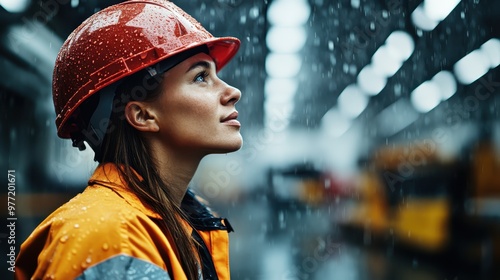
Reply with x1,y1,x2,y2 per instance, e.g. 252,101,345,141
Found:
16,163,233,280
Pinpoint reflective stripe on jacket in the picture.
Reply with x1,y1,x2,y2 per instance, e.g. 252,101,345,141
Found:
15,163,233,280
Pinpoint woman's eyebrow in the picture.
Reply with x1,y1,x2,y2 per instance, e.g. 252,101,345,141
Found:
186,60,212,73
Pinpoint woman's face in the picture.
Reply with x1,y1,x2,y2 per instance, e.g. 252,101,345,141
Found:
150,52,242,155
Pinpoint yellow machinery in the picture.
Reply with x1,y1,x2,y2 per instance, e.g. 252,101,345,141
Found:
342,142,455,253
342,139,500,275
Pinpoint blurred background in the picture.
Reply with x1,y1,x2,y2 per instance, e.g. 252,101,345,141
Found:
2,0,500,279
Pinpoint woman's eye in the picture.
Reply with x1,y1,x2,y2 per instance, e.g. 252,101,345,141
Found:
194,71,209,83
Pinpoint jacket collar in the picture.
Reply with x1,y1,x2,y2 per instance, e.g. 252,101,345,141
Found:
87,163,232,232
183,189,233,232
88,163,162,219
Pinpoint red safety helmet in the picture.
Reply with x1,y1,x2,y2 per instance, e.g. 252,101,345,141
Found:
53,0,240,139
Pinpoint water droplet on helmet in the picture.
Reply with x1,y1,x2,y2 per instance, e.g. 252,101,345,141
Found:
59,235,69,243
74,223,80,229
102,243,109,251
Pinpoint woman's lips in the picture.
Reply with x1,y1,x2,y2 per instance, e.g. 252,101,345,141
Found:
223,119,241,126
221,111,240,127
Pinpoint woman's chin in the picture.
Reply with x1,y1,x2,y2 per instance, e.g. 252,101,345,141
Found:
212,137,243,154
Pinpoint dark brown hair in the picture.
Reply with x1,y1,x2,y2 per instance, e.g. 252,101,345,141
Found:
95,69,200,279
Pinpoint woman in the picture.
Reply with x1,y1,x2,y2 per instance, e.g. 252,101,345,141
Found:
15,0,242,279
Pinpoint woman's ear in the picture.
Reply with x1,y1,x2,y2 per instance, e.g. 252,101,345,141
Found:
124,101,159,132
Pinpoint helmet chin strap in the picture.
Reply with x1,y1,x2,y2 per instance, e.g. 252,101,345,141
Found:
72,83,117,161
87,85,116,160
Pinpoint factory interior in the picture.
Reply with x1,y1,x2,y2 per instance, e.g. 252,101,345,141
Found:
2,0,500,279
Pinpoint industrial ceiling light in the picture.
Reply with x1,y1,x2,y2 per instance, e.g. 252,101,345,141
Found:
267,0,310,27
264,0,310,130
385,31,415,61
411,5,439,31
371,45,404,77
411,80,442,113
432,71,457,100
454,49,490,85
423,0,461,22
321,108,352,138
264,77,296,129
0,0,30,13
338,84,369,118
265,53,302,78
266,26,307,53
411,0,461,31
357,64,387,96
480,38,500,69
264,78,297,104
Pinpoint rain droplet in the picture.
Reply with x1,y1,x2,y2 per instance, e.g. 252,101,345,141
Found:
249,6,259,19
74,223,80,229
328,41,334,51
59,235,69,243
86,256,92,263
278,211,284,222
342,63,349,73
102,243,109,251
240,15,247,24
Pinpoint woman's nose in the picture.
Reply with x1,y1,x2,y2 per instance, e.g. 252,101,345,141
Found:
221,83,241,105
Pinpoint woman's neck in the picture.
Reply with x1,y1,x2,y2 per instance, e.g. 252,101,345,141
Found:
150,141,203,206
